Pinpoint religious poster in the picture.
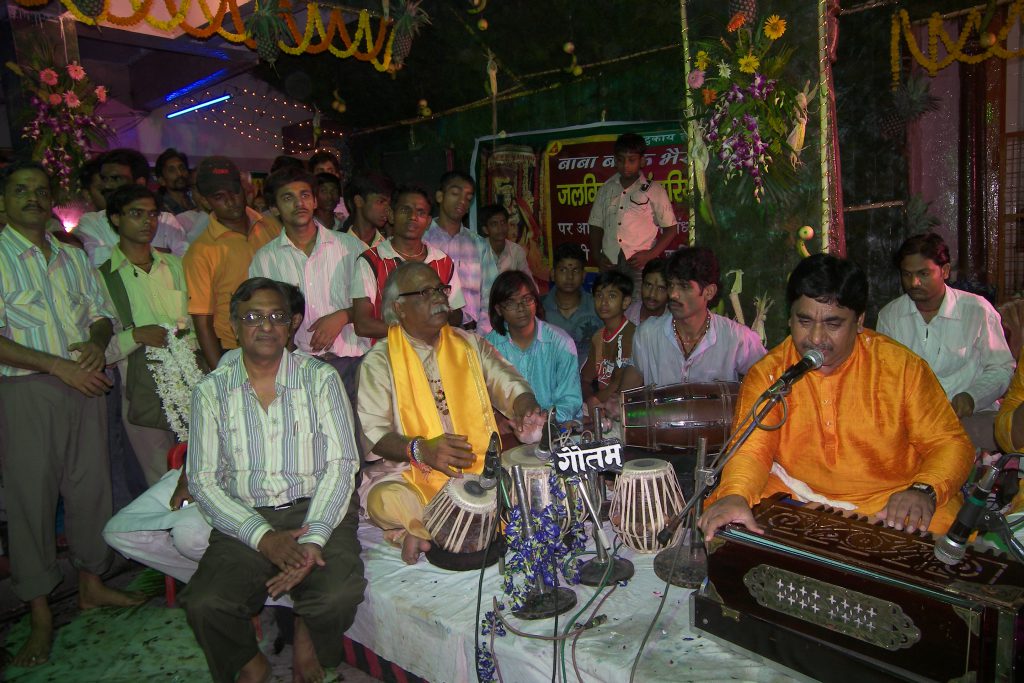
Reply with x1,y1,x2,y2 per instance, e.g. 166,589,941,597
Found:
541,131,689,269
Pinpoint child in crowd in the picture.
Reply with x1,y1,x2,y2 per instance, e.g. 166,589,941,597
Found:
477,203,532,334
582,270,636,415
625,257,668,324
542,243,603,368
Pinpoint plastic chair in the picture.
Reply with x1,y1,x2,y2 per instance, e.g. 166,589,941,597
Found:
164,442,189,607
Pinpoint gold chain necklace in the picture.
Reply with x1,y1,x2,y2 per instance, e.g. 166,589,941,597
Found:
674,313,711,359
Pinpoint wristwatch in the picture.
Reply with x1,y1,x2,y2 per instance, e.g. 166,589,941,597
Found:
907,482,936,503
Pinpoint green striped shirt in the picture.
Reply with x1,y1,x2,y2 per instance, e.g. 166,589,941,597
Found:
0,227,116,377
187,349,359,550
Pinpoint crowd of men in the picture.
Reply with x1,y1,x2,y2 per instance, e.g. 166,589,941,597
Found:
0,132,1019,682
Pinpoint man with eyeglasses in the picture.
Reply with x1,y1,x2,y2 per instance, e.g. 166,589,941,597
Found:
352,186,465,342
97,185,191,486
357,262,545,564
0,162,146,668
181,277,365,683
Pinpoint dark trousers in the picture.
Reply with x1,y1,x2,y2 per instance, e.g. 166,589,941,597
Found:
0,374,113,601
321,354,367,462
180,501,365,683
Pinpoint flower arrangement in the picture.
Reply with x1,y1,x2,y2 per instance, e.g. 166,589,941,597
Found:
476,473,587,681
688,12,802,203
146,326,205,442
6,50,111,195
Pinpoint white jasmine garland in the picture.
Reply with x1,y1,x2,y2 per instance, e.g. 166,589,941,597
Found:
146,324,204,442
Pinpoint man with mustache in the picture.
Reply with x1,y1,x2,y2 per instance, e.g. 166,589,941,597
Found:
699,254,975,540
357,262,544,564
74,148,189,267
621,246,765,390
155,148,195,215
249,167,367,402
423,171,483,331
877,233,1012,450
0,162,145,668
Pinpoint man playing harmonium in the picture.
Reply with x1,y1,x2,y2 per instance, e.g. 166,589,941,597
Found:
357,261,546,564
699,254,974,540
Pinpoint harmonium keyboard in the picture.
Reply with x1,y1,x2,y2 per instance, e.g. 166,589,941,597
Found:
691,494,1024,682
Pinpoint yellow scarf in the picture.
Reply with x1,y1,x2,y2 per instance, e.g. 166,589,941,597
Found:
388,324,499,501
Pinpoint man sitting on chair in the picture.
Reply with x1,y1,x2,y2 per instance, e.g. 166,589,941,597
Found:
357,261,545,564
699,254,974,540
180,277,365,683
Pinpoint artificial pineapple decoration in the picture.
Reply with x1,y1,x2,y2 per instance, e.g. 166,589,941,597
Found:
728,0,757,23
245,0,288,67
390,1,431,72
75,0,105,18
879,74,941,139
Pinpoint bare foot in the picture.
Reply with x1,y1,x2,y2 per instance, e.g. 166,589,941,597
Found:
401,534,431,565
77,573,147,610
292,617,324,683
237,651,272,683
11,597,52,667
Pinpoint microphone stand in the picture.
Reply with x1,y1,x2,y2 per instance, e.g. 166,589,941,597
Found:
652,385,791,587
577,407,635,586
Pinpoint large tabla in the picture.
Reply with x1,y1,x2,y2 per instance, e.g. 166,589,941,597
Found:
621,381,739,452
609,458,685,553
502,445,586,532
423,475,502,571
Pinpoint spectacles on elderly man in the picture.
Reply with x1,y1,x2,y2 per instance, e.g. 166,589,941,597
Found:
238,311,291,327
398,284,452,301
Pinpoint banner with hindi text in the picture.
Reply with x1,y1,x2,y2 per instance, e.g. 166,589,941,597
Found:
541,131,689,269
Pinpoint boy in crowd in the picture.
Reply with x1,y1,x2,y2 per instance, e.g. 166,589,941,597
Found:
155,148,195,215
423,172,482,330
542,242,603,367
342,174,390,249
587,133,678,290
313,172,344,232
477,203,532,334
625,257,668,324
582,270,636,415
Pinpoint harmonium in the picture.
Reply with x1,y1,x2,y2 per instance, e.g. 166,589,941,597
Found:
691,494,1024,682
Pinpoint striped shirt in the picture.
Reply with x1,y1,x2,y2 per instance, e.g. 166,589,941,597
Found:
187,350,359,550
424,221,482,324
249,225,368,358
0,226,116,377
477,239,532,335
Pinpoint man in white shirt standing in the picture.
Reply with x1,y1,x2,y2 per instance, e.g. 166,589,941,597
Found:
74,149,189,266
249,166,367,401
587,133,678,291
423,171,482,330
877,232,1014,449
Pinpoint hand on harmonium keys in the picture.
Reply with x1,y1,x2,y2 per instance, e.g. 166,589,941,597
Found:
698,494,766,541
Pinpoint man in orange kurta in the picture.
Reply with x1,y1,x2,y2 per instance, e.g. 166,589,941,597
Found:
994,358,1024,516
700,254,974,540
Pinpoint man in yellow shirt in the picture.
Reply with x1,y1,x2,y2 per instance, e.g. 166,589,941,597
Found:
700,254,974,540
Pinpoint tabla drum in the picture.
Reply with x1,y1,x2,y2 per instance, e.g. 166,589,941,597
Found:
502,445,586,532
609,458,685,553
621,381,739,453
423,475,504,571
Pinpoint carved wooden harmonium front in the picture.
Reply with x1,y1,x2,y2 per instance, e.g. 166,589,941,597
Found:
695,494,1024,682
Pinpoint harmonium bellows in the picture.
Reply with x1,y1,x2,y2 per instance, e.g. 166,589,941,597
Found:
691,494,1024,683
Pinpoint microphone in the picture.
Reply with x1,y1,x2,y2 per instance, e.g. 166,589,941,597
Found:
766,349,824,394
478,432,501,490
934,465,1000,565
536,411,558,461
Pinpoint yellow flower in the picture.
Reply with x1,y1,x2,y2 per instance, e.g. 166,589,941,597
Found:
764,15,786,40
695,50,710,71
738,53,760,74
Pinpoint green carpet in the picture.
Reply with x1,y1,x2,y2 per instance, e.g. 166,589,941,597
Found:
5,605,212,683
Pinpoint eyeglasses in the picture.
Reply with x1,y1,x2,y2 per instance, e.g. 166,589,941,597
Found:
398,284,452,301
499,295,537,312
238,311,291,327
125,208,160,220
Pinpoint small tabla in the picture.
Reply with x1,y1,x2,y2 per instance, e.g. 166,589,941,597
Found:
609,458,685,553
423,475,502,571
621,381,739,453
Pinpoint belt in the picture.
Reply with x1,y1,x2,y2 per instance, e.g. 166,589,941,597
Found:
261,497,310,511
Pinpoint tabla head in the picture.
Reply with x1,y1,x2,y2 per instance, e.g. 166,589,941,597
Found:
623,458,672,474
